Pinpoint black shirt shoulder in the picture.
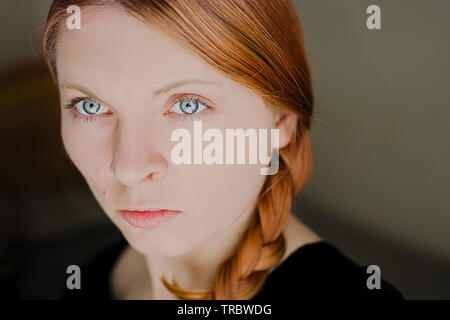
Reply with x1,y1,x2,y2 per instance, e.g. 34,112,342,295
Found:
63,239,404,300
251,241,404,301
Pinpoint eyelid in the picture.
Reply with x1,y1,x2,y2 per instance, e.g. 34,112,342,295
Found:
165,93,214,113
64,96,104,109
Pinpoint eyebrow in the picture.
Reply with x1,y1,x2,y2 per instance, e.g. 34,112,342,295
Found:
152,77,221,96
60,77,221,100
60,83,101,101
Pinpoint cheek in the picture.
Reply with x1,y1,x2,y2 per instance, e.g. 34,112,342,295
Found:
61,117,110,180
175,162,266,227
61,121,115,217
151,163,265,256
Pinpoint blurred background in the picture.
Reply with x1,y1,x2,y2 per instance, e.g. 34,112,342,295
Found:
0,0,448,299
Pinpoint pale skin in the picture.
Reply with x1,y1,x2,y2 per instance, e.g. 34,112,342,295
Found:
56,6,322,299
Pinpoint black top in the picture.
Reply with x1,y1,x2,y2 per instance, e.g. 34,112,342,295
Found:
63,238,404,300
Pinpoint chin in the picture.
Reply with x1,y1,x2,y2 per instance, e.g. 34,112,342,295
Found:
121,227,197,258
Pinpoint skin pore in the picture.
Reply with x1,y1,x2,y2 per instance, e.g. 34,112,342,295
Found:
56,6,322,299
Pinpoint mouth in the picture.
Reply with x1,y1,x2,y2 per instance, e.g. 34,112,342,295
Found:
117,209,182,229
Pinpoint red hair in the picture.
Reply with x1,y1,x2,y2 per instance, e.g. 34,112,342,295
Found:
43,0,314,299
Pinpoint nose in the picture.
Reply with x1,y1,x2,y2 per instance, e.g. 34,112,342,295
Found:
111,123,168,187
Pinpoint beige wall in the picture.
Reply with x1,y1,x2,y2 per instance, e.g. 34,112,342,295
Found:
293,0,450,263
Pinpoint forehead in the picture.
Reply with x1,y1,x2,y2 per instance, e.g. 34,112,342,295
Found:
55,6,239,94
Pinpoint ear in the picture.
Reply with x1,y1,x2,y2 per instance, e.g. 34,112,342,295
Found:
275,109,298,149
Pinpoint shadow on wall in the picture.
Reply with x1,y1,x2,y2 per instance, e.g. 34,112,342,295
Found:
0,60,115,299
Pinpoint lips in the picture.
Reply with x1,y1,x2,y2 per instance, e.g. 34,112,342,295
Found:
117,209,182,229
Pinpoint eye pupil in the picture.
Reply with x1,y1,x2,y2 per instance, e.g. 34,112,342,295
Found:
83,101,100,114
180,99,199,114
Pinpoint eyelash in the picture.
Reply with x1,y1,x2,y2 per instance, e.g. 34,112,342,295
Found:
63,94,213,123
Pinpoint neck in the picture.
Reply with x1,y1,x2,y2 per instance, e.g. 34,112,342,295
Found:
143,201,259,300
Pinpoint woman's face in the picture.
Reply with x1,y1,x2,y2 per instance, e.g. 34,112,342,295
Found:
56,6,287,257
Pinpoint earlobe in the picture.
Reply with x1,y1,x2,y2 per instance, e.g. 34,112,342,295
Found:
275,110,297,149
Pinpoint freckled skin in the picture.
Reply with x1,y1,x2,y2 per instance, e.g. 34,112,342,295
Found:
56,6,303,298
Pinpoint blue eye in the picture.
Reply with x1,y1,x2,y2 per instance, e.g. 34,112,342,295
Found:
76,100,107,116
170,97,209,115
64,97,111,122
80,100,101,115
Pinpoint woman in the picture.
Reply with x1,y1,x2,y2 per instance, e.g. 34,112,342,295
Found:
42,0,403,300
